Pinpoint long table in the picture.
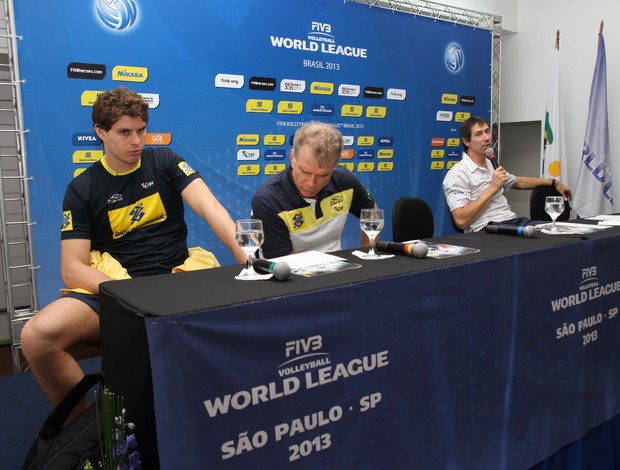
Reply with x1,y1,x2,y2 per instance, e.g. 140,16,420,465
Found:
100,225,620,469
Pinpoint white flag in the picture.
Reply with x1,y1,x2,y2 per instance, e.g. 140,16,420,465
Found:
542,41,566,182
573,32,613,217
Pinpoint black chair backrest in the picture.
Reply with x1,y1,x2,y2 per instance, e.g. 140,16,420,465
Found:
449,208,464,233
529,186,571,221
392,197,434,242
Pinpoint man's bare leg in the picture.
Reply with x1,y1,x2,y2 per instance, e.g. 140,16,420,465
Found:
20,297,100,418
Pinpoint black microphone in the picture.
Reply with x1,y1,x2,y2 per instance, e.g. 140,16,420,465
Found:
484,224,536,238
376,240,428,259
485,147,499,170
252,259,291,281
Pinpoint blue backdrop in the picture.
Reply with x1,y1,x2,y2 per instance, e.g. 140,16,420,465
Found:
14,0,491,306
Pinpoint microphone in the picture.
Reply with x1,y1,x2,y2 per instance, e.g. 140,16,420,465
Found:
376,240,428,259
252,259,291,281
484,224,536,238
485,147,499,170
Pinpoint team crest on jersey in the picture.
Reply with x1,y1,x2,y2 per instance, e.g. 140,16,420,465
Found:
61,211,73,231
108,192,167,239
129,202,146,223
292,212,304,228
178,161,196,176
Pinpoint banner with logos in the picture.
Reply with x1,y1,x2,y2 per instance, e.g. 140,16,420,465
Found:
144,238,620,468
14,0,491,305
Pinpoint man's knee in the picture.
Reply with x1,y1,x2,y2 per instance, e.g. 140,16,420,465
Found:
20,311,54,360
21,298,99,357
20,318,35,356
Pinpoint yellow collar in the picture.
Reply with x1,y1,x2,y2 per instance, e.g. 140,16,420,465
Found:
101,155,141,176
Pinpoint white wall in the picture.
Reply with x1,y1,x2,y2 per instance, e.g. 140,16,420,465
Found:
451,0,618,212
503,0,617,210
445,0,518,32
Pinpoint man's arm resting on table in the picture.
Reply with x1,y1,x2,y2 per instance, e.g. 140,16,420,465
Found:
61,238,112,295
513,176,573,201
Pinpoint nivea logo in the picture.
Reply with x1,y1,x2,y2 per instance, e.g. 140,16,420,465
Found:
445,43,464,73
95,0,139,31
72,133,102,146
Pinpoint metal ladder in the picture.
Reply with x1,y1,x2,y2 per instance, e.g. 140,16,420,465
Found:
0,0,39,373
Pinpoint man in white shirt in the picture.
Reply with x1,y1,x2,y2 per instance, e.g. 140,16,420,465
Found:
443,116,572,233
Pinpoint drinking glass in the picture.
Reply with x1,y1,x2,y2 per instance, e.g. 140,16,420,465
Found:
360,208,385,259
235,219,264,276
544,196,564,233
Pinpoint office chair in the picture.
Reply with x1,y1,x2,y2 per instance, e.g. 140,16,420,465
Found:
391,197,434,242
529,186,571,221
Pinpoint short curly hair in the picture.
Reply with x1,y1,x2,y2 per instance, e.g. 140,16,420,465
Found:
92,87,149,131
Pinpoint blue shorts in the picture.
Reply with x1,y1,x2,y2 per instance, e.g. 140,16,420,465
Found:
62,292,100,314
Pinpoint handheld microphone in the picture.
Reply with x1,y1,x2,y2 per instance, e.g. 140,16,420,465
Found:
376,240,428,259
252,259,291,281
485,147,499,170
484,224,536,238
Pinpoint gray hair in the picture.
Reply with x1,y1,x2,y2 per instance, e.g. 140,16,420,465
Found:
293,121,343,167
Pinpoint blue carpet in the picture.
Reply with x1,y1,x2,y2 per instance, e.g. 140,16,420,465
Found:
0,357,101,469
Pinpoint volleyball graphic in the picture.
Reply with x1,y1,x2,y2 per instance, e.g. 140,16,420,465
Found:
445,43,464,73
95,0,139,31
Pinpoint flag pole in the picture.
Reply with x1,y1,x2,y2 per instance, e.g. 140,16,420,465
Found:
542,29,565,180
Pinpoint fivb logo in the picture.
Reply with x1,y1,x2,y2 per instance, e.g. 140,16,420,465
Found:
309,22,335,41
94,0,139,32
285,335,322,358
